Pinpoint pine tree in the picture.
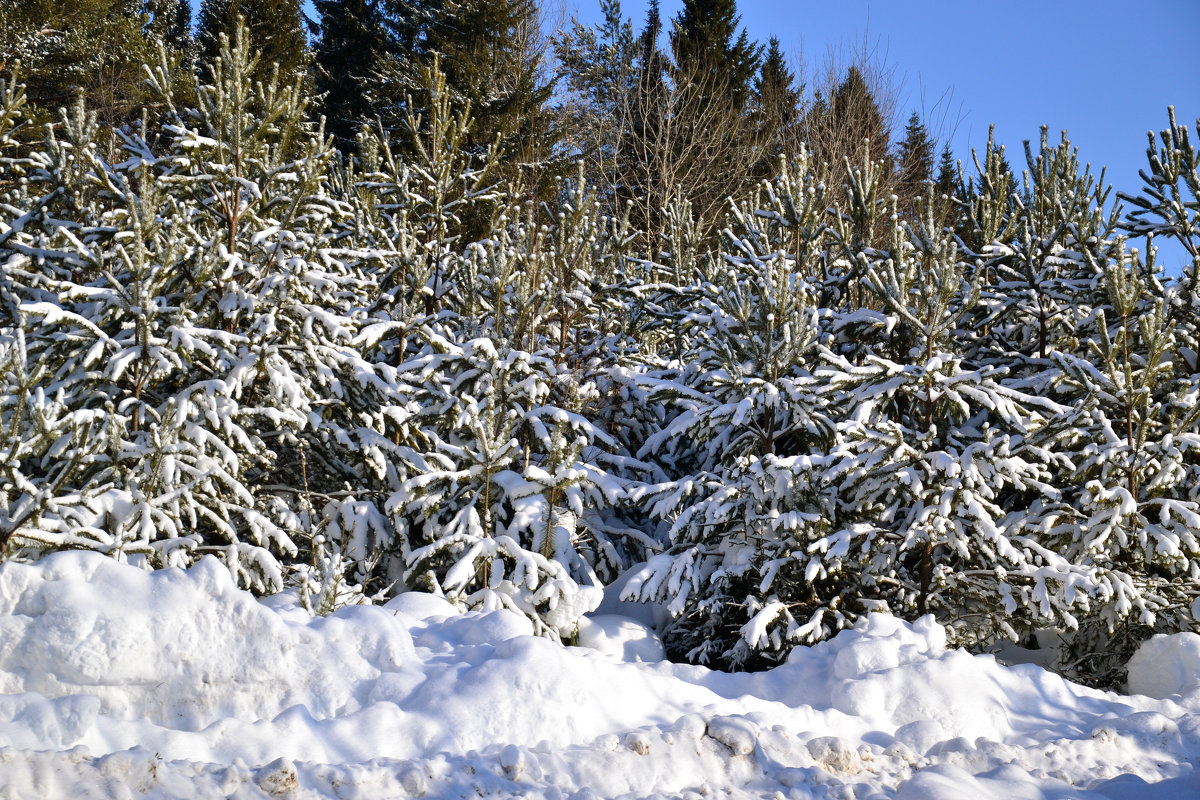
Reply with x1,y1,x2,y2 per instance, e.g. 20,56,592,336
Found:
826,190,1089,649
552,0,637,213
1120,107,1200,339
196,0,310,83
1047,244,1200,685
0,20,384,593
626,152,840,668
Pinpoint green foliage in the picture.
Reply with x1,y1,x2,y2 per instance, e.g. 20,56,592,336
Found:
670,0,761,108
312,0,392,149
197,0,310,84
0,0,162,130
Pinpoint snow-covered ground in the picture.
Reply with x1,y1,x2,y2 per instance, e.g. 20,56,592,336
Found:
1,553,1198,799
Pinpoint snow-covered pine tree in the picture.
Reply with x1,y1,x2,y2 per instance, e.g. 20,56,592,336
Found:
1049,240,1200,684
384,334,620,639
624,151,845,669
1119,108,1200,394
378,160,644,636
0,22,401,594
822,184,1096,649
972,128,1117,374
1120,108,1200,306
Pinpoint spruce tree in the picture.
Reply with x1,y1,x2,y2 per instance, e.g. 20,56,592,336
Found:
379,0,555,199
833,66,891,170
146,0,193,55
934,143,957,199
751,37,801,174
802,64,893,194
669,0,760,109
895,111,934,208
313,0,393,149
196,0,310,83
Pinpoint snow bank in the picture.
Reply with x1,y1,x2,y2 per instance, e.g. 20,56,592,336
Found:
1,552,1199,799
1128,632,1200,699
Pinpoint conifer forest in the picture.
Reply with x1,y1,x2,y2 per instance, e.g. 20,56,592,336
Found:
1,0,1199,695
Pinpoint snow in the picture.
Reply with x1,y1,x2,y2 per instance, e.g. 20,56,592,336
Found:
1127,632,1200,699
2,553,1199,799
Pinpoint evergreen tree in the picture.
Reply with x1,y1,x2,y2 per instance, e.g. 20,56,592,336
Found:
833,66,891,170
0,0,161,130
669,0,760,108
146,0,193,55
552,0,637,211
312,0,393,149
626,152,837,668
751,37,801,174
934,143,957,199
895,111,934,208
196,0,310,83
378,0,556,199
802,65,893,187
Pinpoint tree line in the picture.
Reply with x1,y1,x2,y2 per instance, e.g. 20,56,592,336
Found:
0,0,948,256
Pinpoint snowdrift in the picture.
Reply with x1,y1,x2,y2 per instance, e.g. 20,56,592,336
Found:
1,552,1198,798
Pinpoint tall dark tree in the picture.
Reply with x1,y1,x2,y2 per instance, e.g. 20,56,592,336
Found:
800,62,896,227
196,0,310,83
380,0,556,200
146,0,192,55
895,111,935,210
313,0,393,148
935,143,958,199
751,36,801,174
831,65,891,169
669,0,760,108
